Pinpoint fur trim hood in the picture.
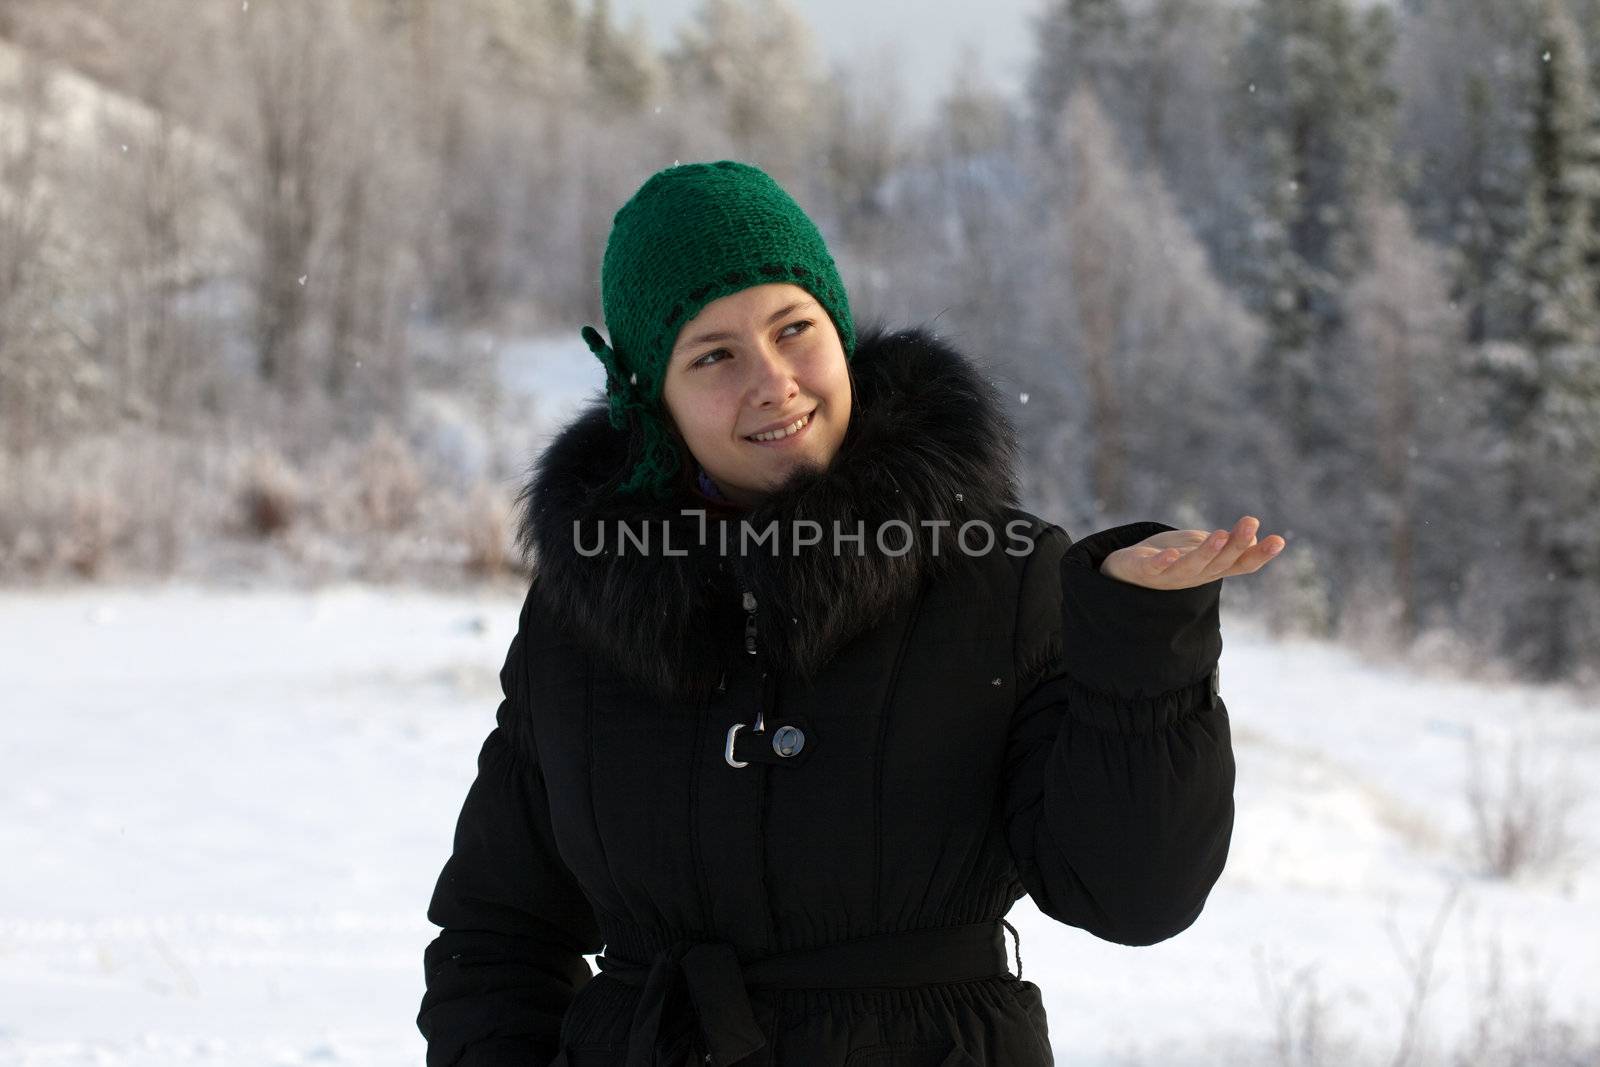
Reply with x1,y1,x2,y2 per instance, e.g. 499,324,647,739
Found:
515,323,1022,706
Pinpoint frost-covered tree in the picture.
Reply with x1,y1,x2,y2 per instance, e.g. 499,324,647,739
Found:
806,47,908,292
1392,0,1536,345
1026,0,1136,152
1230,0,1400,515
1028,0,1254,273
468,0,582,95
1482,0,1600,680
662,0,825,179
1506,2,1600,352
940,43,1017,160
229,2,351,397
216,1,427,418
872,58,1032,369
0,47,65,453
583,0,658,115
1028,87,1263,528
1335,192,1470,645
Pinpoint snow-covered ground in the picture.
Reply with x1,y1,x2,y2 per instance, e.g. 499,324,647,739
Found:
3,586,1597,1066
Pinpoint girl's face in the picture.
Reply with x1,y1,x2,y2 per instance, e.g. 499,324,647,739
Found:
661,283,852,507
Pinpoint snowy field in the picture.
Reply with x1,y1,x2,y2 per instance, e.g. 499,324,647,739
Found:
2,585,1598,1066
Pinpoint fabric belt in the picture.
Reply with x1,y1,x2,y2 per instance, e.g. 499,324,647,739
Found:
552,920,1012,1067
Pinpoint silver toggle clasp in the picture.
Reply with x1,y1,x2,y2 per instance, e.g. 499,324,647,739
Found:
724,705,770,768
724,722,748,768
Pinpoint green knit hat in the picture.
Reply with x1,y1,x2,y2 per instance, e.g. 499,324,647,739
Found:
580,159,857,499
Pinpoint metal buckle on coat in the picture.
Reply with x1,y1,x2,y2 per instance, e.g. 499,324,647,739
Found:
724,713,814,768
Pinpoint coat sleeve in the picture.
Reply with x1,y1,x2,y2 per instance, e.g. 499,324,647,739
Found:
417,579,604,1067
1003,520,1235,947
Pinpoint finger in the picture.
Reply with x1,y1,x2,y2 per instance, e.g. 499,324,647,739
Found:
1159,524,1233,584
1224,535,1286,575
1199,516,1260,579
1148,534,1203,572
1145,547,1183,578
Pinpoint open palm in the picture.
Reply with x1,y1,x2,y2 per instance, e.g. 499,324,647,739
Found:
1101,515,1286,590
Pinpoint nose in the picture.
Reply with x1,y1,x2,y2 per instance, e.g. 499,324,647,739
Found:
746,338,799,409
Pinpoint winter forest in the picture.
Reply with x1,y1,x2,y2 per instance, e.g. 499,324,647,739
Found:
0,0,1595,685
3,0,1600,1065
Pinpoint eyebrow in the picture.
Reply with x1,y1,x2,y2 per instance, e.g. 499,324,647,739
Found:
677,300,817,353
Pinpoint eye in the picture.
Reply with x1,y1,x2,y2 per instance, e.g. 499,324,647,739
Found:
689,321,813,369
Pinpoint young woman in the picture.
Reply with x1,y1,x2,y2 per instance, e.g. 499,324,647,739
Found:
417,160,1285,1067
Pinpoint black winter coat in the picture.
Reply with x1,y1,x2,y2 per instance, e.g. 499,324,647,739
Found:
418,325,1236,1067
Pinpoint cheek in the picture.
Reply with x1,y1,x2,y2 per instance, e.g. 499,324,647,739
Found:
819,359,852,417
679,394,741,448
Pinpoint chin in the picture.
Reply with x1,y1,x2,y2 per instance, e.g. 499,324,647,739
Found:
775,448,834,482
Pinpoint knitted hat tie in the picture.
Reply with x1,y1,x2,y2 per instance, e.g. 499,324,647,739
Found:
581,325,640,431
582,324,682,495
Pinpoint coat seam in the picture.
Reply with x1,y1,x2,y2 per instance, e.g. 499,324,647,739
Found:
691,685,712,943
1011,519,1067,708
582,651,617,942
759,730,775,950
873,582,927,923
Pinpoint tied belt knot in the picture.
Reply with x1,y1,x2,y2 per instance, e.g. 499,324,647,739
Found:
555,920,1019,1067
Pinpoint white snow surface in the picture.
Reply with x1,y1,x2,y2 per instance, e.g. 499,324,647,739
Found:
2,586,1597,1066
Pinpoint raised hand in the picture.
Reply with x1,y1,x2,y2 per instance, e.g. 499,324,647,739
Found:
1100,515,1286,591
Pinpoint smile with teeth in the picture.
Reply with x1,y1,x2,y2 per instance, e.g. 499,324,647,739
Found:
745,410,813,443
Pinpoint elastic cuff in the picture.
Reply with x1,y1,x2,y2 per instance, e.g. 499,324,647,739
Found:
1060,521,1222,699
1057,665,1220,734
1063,520,1178,573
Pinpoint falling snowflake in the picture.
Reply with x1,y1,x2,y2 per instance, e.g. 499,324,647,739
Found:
991,678,1002,686
297,275,307,286
1019,392,1029,404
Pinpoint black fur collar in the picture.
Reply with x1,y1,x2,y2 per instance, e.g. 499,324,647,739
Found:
515,323,1021,705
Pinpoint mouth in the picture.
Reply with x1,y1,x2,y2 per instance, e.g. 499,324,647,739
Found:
744,408,816,446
